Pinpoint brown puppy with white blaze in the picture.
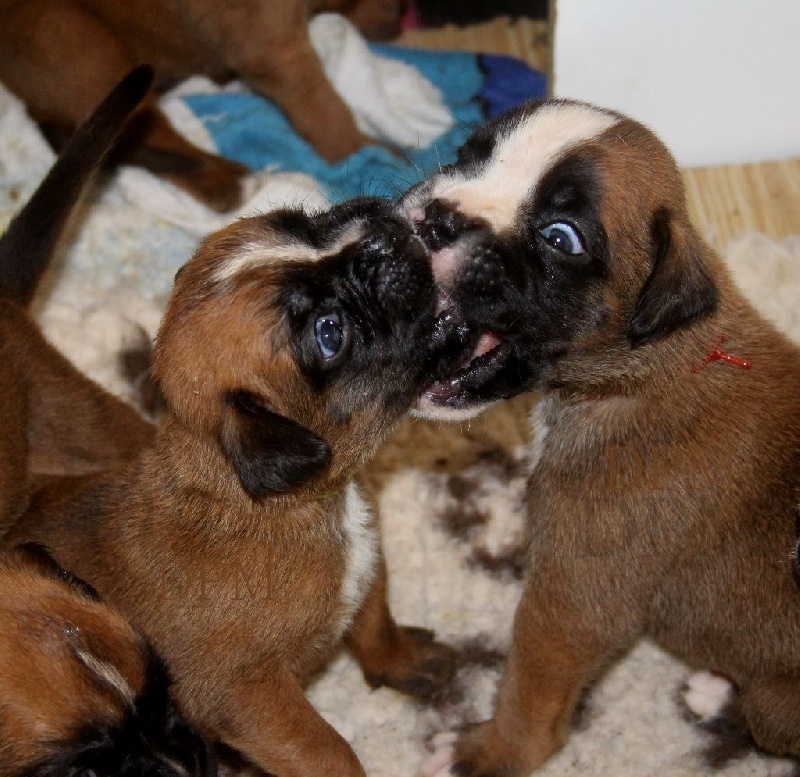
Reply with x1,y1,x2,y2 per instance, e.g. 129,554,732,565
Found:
5,194,455,774
0,0,406,211
0,68,212,777
403,99,800,775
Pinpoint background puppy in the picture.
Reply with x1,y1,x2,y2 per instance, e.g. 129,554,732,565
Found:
0,0,406,211
4,195,454,774
0,65,156,527
0,544,214,777
405,99,800,775
0,65,212,777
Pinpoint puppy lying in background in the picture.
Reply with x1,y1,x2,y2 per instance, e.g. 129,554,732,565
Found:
5,195,454,772
0,67,212,777
0,0,406,211
404,99,800,775
0,545,214,777
0,65,156,525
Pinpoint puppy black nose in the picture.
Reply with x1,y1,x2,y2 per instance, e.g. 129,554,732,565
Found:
359,216,411,260
418,198,480,251
353,218,433,319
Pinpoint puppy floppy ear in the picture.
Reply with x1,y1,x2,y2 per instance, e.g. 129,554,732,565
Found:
220,391,331,498
13,542,102,600
627,207,718,345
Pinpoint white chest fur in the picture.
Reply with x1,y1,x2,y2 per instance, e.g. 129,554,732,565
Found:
528,396,553,473
335,482,379,636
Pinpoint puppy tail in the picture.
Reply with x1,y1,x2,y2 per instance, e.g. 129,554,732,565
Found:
0,65,154,306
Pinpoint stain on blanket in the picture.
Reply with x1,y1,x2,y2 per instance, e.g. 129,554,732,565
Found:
436,445,530,581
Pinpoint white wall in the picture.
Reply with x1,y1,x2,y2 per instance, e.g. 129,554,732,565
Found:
551,0,800,167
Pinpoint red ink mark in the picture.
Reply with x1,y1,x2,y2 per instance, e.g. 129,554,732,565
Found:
693,336,752,373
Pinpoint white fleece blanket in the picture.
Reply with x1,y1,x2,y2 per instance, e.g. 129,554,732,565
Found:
2,71,800,777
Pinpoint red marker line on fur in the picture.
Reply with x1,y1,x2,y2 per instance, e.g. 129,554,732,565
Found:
693,336,752,373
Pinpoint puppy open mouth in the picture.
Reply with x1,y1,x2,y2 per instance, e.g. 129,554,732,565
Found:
426,293,511,404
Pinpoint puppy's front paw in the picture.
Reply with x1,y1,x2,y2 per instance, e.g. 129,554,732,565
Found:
681,671,755,768
363,626,455,699
682,670,734,724
420,722,525,777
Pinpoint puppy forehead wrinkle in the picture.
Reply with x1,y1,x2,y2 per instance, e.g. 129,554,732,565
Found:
212,221,369,283
432,103,618,230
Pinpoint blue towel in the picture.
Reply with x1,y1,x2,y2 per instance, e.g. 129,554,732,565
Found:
182,46,546,203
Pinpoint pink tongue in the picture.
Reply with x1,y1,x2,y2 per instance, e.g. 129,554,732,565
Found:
473,331,501,359
458,330,500,369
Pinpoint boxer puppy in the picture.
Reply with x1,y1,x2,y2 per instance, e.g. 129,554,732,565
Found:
404,99,800,775
5,194,455,774
0,65,212,775
0,544,214,777
0,0,406,211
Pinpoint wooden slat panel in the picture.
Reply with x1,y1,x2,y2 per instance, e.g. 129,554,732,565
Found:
684,159,800,246
398,17,550,72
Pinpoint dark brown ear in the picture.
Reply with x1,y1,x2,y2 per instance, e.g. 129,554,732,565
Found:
627,208,718,345
13,542,102,601
220,391,331,498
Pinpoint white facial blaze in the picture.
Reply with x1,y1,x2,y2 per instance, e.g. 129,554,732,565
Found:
430,103,619,231
213,222,368,283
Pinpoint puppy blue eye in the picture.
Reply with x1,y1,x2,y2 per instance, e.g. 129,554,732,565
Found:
315,313,343,359
539,222,585,255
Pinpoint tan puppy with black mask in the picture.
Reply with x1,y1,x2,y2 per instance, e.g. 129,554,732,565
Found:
0,67,213,777
5,192,455,774
403,99,800,775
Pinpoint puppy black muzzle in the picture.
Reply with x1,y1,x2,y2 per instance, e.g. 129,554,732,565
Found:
412,198,525,409
349,215,433,323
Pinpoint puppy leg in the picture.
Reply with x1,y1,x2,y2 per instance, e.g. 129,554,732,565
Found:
424,576,635,777
738,676,800,757
345,551,455,698
218,664,366,777
214,4,371,162
0,0,246,211
342,0,407,41
119,104,249,213
245,41,371,162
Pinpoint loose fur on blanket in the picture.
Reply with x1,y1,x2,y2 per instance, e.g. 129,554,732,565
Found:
2,84,800,775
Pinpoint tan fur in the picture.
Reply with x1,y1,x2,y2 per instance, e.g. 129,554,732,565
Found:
4,211,452,775
0,68,216,776
423,109,800,775
0,546,148,773
0,0,405,211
